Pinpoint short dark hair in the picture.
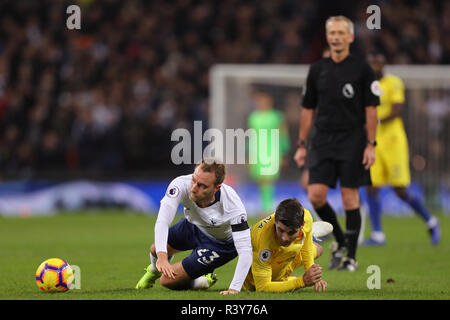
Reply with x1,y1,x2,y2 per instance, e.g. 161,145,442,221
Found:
195,158,226,186
274,198,305,229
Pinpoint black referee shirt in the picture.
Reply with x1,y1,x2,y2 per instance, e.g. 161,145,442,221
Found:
302,54,380,132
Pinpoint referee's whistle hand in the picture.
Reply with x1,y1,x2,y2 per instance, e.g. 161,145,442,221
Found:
362,145,376,170
294,147,307,168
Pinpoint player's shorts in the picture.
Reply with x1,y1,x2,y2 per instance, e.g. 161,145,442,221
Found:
370,127,410,187
167,218,238,279
308,128,371,188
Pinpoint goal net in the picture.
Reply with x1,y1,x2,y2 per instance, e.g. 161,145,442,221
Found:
209,64,450,216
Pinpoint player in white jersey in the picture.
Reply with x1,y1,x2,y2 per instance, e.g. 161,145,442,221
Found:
136,159,253,294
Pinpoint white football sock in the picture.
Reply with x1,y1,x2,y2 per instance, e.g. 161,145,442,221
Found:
149,252,159,273
190,276,209,290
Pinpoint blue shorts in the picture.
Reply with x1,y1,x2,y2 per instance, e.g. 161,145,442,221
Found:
168,218,238,279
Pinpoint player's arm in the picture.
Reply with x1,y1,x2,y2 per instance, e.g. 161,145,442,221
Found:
299,238,327,292
294,65,317,168
154,202,178,278
251,246,301,292
362,62,380,169
300,229,315,271
252,256,321,292
253,266,305,292
221,221,253,294
154,180,183,278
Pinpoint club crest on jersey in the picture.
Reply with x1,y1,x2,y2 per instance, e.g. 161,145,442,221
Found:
342,83,354,98
259,249,272,262
166,186,179,198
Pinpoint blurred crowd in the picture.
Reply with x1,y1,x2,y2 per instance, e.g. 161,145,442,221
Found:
0,0,449,179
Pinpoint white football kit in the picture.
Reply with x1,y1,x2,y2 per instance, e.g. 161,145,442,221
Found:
154,174,253,292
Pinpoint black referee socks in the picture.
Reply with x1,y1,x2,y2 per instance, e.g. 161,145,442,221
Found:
345,208,362,260
315,202,346,248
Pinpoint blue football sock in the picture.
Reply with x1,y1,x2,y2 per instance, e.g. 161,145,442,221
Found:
367,191,382,232
404,193,432,223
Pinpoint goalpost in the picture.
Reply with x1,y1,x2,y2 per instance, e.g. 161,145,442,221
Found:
209,64,450,217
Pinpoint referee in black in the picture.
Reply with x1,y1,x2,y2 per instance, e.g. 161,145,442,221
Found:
294,16,379,271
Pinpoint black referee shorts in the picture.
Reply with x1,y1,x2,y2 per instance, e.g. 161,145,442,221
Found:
307,128,372,189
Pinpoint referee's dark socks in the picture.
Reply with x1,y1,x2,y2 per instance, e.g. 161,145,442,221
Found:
315,202,346,248
345,208,362,260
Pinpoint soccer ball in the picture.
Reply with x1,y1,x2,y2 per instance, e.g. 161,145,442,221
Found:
35,258,74,292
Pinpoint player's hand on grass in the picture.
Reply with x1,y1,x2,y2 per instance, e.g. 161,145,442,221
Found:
220,289,239,295
362,144,376,170
156,252,176,279
303,264,322,286
314,280,327,292
294,147,307,168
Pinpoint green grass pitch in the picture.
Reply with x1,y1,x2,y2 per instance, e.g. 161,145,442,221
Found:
1,210,449,300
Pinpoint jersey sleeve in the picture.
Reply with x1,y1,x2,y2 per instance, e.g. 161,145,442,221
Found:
389,76,405,104
155,176,187,253
300,211,315,271
362,62,381,107
301,64,319,109
154,202,178,254
227,187,250,233
223,185,252,292
160,176,187,209
228,228,253,292
224,186,248,224
251,248,305,292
